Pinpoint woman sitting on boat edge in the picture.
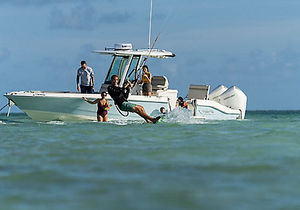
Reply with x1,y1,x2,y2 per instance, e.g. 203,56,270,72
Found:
82,92,111,122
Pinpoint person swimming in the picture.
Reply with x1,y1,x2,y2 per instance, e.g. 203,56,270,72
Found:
160,107,167,114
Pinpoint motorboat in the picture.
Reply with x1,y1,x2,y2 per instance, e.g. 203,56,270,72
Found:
187,84,247,120
3,0,247,122
4,43,177,121
3,43,247,121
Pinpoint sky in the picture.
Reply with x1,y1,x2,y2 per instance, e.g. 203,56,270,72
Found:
1,0,300,111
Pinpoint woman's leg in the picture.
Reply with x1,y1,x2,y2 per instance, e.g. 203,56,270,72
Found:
103,115,108,122
97,114,104,122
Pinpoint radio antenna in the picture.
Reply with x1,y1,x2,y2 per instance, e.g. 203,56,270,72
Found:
148,0,153,49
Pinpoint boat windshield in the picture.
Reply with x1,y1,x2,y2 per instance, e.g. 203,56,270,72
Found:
125,56,140,82
104,56,130,84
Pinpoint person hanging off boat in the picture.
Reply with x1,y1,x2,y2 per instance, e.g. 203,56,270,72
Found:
82,92,111,122
107,75,160,123
141,65,152,96
76,61,95,93
177,96,188,109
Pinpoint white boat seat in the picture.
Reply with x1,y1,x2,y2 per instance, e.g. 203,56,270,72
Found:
151,76,169,92
187,84,210,100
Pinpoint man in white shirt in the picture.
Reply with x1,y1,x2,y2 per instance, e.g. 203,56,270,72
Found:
76,61,95,93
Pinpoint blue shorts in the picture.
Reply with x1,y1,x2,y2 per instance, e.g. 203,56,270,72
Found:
80,85,94,94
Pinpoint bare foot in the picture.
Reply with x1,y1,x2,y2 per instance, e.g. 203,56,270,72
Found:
152,116,161,124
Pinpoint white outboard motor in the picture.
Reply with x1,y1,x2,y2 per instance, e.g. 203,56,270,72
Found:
209,85,228,102
218,86,247,119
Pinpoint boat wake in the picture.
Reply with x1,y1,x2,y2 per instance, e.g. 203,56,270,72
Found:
101,108,209,125
0,118,23,125
108,119,145,126
160,108,207,124
41,121,66,125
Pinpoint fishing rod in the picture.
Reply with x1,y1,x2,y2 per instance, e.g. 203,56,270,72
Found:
141,32,161,67
129,0,161,86
128,31,161,80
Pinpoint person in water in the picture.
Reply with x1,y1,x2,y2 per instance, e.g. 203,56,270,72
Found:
107,75,160,123
82,92,111,122
141,65,152,96
160,107,167,114
177,96,188,109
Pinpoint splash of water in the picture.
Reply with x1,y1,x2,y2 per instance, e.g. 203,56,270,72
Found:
160,108,207,124
41,121,66,125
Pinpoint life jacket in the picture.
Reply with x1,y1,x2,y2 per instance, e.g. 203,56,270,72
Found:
179,101,188,109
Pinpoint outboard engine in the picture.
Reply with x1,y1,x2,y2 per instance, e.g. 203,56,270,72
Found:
209,85,228,102
218,86,247,119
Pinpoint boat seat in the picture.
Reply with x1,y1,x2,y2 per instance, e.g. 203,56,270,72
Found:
187,84,210,100
151,76,169,92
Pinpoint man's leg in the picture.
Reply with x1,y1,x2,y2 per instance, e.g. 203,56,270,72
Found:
121,102,160,123
87,86,94,94
132,105,160,123
80,85,87,93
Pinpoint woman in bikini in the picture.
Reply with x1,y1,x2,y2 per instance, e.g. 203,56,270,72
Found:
82,92,111,122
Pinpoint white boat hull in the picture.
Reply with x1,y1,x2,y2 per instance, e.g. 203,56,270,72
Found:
190,99,242,120
4,91,173,121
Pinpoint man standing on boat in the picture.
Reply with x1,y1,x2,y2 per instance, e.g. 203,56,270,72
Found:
76,61,95,93
107,75,160,123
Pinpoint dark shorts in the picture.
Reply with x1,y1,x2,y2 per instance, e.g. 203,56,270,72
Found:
142,83,152,93
121,102,137,112
80,85,94,94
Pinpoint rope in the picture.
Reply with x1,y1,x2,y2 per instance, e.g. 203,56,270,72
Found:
0,103,8,112
115,104,129,117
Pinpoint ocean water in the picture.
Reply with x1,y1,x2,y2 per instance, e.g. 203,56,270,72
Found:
1,110,300,210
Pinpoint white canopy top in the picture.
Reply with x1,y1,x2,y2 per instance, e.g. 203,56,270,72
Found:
93,48,175,59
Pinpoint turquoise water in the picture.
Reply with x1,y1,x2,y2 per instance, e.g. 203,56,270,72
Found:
1,111,300,210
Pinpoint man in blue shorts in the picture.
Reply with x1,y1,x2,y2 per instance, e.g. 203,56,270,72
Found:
107,75,160,123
